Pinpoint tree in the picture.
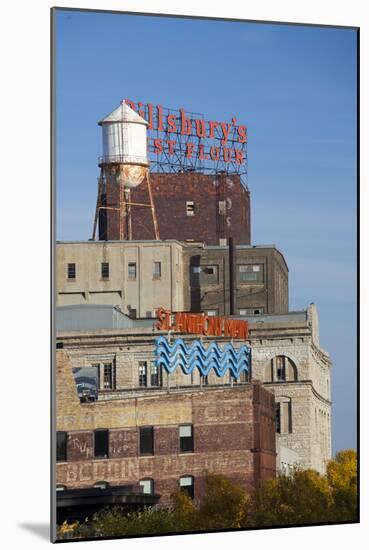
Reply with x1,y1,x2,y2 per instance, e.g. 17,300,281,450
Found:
249,469,334,527
326,449,358,522
198,473,249,530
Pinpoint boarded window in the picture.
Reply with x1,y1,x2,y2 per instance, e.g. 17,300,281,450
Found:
101,262,109,278
94,430,109,459
56,432,67,462
238,264,264,283
179,425,194,453
180,476,194,499
139,478,154,495
140,427,154,455
67,263,76,279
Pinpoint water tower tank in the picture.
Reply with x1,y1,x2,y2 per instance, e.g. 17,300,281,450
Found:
98,101,149,188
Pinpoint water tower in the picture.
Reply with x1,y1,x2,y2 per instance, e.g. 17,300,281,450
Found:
92,101,159,240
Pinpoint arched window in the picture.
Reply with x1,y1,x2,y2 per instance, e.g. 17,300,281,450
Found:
139,478,154,495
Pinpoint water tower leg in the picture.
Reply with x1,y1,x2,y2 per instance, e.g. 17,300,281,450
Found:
92,168,104,240
119,184,126,240
146,171,160,240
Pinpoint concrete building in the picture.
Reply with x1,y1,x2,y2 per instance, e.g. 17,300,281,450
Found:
98,172,251,245
56,240,288,317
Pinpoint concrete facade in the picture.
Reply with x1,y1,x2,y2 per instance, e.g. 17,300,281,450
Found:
99,172,251,245
56,241,288,317
56,240,185,318
56,348,276,505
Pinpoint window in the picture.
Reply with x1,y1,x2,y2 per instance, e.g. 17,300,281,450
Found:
101,262,109,279
180,476,194,499
73,366,98,402
276,356,286,381
205,310,217,317
56,431,67,462
94,430,109,459
67,263,76,279
186,201,195,216
139,478,154,495
128,262,137,279
153,261,161,279
140,427,154,455
239,308,264,316
179,425,194,453
151,362,162,387
103,363,114,390
218,200,226,215
275,403,281,434
191,265,219,285
238,264,264,283
203,375,209,386
138,362,148,387
281,399,292,434
276,398,292,434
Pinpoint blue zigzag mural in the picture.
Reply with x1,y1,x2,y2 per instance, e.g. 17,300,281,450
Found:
155,336,251,379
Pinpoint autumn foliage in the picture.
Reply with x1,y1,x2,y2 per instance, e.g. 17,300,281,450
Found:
57,449,358,540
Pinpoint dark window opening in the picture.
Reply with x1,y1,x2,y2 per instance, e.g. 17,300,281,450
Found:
151,362,162,387
94,430,109,459
67,263,76,279
56,342,64,349
139,362,148,387
56,431,67,462
275,403,281,434
276,356,286,381
101,262,109,279
179,425,194,453
140,427,154,455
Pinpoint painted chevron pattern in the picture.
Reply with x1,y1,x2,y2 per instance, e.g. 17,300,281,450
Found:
155,336,251,379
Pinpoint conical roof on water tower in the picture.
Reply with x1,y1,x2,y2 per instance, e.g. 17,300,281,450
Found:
98,100,149,167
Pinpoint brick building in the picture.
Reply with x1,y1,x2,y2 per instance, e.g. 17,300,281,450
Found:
98,172,251,245
56,346,276,507
56,240,288,317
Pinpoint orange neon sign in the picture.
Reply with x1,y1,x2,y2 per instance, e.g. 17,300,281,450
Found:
156,308,248,340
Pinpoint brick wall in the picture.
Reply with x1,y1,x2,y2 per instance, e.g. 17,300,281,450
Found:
56,351,276,505
99,172,251,245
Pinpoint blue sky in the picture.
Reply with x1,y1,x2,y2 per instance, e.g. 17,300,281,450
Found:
55,9,357,454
